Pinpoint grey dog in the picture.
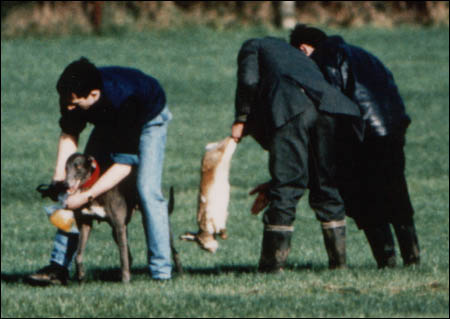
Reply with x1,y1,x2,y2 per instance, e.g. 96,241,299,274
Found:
64,153,182,283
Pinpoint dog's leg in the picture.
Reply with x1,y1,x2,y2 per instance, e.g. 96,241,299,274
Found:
111,228,133,269
167,186,183,274
170,232,183,275
113,224,131,283
75,219,92,282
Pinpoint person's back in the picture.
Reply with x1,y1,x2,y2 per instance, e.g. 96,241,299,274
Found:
311,35,411,137
235,36,360,149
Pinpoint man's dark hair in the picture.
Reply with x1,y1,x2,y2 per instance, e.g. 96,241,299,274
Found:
289,24,328,48
56,57,102,100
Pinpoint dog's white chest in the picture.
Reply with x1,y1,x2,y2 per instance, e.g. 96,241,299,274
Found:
81,205,107,219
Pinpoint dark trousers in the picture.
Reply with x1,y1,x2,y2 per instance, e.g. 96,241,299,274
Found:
337,130,415,229
263,106,346,227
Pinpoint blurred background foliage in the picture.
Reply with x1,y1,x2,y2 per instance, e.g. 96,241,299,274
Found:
1,1,449,38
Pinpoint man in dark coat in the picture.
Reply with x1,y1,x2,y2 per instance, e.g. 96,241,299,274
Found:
231,37,362,272
289,24,420,268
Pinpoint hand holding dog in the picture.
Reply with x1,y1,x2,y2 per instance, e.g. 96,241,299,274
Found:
249,182,271,215
65,163,132,210
65,191,91,210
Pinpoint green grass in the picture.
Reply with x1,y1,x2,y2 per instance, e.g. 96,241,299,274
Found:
1,26,449,318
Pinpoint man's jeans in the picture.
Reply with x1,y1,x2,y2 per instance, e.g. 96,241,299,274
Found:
49,107,173,280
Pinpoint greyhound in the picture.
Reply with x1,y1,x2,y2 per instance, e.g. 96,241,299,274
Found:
63,153,182,283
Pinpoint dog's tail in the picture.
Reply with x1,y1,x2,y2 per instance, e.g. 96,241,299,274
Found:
168,186,174,215
167,186,183,274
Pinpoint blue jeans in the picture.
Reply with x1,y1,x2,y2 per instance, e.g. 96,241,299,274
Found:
50,107,173,280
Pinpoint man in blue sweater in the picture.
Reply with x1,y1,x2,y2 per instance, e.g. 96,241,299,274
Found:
26,58,173,284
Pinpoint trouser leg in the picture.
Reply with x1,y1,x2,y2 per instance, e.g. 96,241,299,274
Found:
137,107,173,280
262,108,346,271
393,220,420,266
308,111,347,269
264,108,347,227
383,137,419,266
363,224,396,268
49,230,79,269
260,114,308,272
363,135,418,267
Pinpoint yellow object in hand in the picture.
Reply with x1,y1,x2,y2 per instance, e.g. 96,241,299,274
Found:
49,209,76,233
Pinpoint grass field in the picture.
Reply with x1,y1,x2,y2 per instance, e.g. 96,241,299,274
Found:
1,26,449,318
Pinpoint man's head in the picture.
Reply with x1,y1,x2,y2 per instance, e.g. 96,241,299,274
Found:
56,57,102,111
289,24,327,56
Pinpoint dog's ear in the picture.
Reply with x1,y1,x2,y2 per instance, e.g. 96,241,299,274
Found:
86,155,97,170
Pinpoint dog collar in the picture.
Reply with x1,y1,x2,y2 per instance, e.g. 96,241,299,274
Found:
81,159,100,190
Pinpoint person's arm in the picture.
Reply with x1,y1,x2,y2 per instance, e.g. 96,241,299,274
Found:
52,132,79,182
232,39,260,142
336,48,354,98
65,163,132,210
88,163,132,199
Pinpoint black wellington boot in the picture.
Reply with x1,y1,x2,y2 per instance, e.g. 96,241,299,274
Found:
363,224,397,268
321,221,347,269
393,221,420,266
258,225,293,274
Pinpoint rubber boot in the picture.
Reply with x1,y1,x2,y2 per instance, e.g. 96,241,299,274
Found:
321,221,347,269
258,225,293,274
363,224,396,268
393,221,420,266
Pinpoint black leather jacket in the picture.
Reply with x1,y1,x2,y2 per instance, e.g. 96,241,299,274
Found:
311,36,411,138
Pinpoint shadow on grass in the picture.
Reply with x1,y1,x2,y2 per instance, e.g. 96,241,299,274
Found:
73,263,320,282
0,263,317,285
1,272,28,284
87,265,259,282
2,262,404,285
71,262,328,282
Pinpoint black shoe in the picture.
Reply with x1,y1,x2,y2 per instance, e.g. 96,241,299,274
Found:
24,263,69,286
